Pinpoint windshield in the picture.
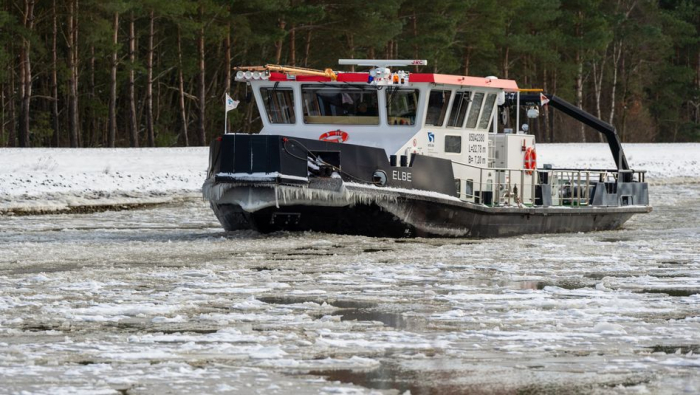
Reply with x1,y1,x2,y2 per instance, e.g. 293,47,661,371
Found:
425,90,452,127
260,87,295,124
387,88,419,126
447,91,471,128
301,85,379,125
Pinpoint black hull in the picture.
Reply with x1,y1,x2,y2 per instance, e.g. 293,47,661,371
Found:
209,186,645,238
204,134,651,238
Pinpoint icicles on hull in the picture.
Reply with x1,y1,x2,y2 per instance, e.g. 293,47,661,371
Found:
203,179,471,236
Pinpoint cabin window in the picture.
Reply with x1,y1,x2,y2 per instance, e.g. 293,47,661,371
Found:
301,85,379,125
465,92,484,129
447,91,471,128
445,135,461,153
478,93,497,129
425,90,452,127
466,179,474,197
388,89,419,126
260,87,296,124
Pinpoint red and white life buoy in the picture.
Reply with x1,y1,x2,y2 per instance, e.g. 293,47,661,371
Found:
319,130,348,143
524,147,537,174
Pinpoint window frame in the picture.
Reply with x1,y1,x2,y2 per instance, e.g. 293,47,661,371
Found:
424,89,453,127
387,88,420,127
444,134,462,154
300,84,380,125
446,91,472,128
259,86,297,125
477,93,498,130
465,92,485,129
466,179,474,198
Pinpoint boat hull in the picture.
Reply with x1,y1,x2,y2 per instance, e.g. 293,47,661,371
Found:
204,134,651,238
207,184,649,238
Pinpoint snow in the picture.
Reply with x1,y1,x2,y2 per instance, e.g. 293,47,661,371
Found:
0,147,208,213
2,143,699,213
537,143,700,183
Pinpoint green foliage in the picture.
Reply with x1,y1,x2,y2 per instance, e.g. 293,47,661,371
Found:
0,0,697,146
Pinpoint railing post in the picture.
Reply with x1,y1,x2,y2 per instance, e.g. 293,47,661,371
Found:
577,171,582,207
532,170,537,206
508,170,512,206
479,168,483,204
520,170,525,206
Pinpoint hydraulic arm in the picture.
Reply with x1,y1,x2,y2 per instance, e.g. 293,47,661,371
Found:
515,93,630,171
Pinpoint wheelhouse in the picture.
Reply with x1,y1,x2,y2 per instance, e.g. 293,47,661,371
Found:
236,63,525,204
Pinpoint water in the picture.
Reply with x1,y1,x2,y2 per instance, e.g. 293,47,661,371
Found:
0,184,698,394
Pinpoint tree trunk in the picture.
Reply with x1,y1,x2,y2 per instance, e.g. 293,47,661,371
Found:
197,5,206,146
52,0,60,147
1,83,4,147
177,25,189,147
609,40,622,126
19,0,35,148
575,49,586,142
89,44,96,146
18,34,25,146
146,9,155,147
75,0,81,147
502,46,509,79
593,43,609,142
225,21,231,93
224,20,232,134
620,51,628,141
543,67,550,142
8,62,16,147
289,24,296,66
303,29,312,67
274,18,286,64
347,33,355,71
463,47,471,76
551,67,557,143
108,11,118,147
67,0,79,147
412,10,419,72
129,11,138,147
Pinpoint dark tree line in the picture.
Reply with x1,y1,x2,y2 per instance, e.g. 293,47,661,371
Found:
0,0,698,148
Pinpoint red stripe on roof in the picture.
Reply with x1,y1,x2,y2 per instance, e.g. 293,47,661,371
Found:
410,74,519,91
269,72,290,81
269,72,369,83
337,73,370,82
268,71,518,91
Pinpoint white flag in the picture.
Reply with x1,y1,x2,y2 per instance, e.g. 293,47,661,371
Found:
225,93,239,112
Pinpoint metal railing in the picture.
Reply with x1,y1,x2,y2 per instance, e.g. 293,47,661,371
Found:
453,161,646,208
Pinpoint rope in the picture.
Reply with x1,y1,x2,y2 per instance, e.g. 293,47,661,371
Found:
282,137,379,185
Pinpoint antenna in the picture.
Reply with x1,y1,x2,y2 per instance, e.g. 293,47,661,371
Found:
338,59,426,86
338,59,427,68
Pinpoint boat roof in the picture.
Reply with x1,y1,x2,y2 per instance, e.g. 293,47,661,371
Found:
266,72,519,91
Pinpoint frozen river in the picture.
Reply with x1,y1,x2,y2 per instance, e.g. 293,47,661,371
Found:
1,183,699,394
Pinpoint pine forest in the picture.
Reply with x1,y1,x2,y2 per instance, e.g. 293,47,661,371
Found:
0,0,698,148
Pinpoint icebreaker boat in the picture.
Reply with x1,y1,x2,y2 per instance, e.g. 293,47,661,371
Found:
203,60,651,237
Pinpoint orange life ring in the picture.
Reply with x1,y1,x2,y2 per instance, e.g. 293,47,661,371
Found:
319,130,348,143
524,147,537,174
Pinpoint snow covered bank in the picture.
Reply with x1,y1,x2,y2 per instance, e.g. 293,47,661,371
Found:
537,143,700,183
0,143,697,213
0,148,208,213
